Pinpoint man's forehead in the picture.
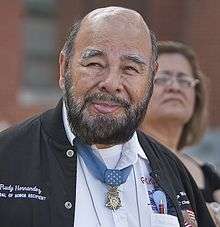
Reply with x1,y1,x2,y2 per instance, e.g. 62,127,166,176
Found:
71,7,152,63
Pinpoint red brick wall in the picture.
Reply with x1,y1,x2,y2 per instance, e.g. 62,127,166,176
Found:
1,1,220,128
0,1,24,124
184,0,220,128
0,1,54,125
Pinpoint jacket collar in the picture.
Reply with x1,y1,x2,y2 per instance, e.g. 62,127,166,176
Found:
40,98,71,148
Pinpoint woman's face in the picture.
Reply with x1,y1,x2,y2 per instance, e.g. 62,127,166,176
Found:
146,53,197,125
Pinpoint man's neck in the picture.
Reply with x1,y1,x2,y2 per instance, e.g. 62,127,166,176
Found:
94,144,115,149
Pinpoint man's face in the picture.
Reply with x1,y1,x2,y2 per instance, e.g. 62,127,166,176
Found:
60,15,154,145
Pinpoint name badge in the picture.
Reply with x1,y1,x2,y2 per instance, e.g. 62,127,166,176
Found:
0,183,47,201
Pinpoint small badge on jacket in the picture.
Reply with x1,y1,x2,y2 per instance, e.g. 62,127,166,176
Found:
182,209,198,227
177,191,198,227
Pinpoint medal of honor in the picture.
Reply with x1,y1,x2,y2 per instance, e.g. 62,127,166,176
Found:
76,139,132,211
105,186,122,211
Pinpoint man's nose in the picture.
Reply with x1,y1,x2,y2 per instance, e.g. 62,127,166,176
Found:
98,68,123,94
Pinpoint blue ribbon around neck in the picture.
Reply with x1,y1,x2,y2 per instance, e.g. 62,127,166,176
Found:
74,138,132,187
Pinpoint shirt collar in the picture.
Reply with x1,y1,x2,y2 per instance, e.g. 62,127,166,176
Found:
62,101,75,146
127,132,149,161
62,102,148,162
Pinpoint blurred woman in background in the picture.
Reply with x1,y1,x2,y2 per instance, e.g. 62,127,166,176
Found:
140,41,220,224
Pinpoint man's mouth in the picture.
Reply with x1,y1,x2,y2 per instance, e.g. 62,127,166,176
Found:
91,101,121,114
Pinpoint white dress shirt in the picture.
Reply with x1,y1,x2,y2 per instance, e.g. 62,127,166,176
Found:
62,103,180,227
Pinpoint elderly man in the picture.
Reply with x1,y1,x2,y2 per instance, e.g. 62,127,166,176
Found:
0,6,215,227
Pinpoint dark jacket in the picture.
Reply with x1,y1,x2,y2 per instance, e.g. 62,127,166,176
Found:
0,100,215,227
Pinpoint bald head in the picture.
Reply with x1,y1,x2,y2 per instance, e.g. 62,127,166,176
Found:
83,7,150,35
62,7,157,70
85,6,141,18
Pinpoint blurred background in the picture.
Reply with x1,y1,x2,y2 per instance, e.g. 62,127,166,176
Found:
1,0,220,171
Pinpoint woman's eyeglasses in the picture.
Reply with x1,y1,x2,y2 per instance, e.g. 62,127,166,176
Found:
154,73,199,89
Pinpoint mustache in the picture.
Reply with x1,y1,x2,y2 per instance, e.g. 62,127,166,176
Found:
84,93,130,109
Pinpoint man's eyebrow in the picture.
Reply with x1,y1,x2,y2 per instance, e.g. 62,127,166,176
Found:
81,49,105,60
121,54,148,66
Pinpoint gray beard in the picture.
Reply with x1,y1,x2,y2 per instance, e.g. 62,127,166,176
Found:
64,72,153,145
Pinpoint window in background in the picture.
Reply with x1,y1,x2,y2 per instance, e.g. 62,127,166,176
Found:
20,0,61,105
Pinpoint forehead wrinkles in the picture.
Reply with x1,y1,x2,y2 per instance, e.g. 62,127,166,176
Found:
75,21,151,62
73,8,152,65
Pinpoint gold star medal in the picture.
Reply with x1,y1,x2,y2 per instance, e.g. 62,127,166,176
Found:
105,186,122,211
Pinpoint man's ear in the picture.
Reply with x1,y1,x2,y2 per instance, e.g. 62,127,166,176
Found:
59,51,67,90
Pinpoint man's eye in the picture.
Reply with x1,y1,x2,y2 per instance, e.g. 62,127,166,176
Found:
87,62,103,68
124,66,139,74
